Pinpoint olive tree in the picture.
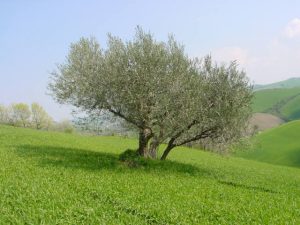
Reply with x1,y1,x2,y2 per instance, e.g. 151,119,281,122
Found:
156,57,253,159
49,27,252,160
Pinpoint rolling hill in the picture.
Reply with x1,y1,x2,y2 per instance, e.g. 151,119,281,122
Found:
0,125,300,224
237,120,300,168
252,87,300,121
254,77,300,91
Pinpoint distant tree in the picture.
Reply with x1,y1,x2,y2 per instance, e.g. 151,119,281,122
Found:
31,103,53,129
10,103,31,127
49,27,252,160
0,105,8,124
54,119,75,133
73,112,107,135
0,104,8,124
73,111,133,135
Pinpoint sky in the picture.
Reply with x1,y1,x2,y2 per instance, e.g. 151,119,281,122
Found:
1,0,300,120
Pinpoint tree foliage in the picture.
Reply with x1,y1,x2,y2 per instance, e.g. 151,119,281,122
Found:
31,103,53,129
53,119,74,133
10,103,31,127
0,105,8,124
73,111,132,136
49,27,253,160
0,103,53,130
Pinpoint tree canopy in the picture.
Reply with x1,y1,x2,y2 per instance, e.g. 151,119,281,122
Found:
31,103,53,130
49,27,253,160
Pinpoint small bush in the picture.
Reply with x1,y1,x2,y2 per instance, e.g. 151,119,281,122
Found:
64,127,74,134
119,149,147,168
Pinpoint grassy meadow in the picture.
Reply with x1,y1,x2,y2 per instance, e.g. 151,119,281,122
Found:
252,87,300,120
0,125,299,224
237,120,300,168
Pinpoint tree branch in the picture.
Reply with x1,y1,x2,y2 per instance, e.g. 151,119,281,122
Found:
171,119,199,140
160,138,176,160
160,120,201,160
108,108,144,129
175,127,217,147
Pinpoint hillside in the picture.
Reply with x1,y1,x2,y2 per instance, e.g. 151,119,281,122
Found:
252,87,300,121
237,120,300,168
254,77,300,91
249,113,284,131
0,125,299,224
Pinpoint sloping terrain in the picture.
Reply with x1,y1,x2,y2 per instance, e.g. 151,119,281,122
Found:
0,125,299,224
280,95,300,120
254,77,300,91
249,113,284,131
252,87,300,121
237,120,300,168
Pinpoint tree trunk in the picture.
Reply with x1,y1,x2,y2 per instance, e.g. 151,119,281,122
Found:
148,138,160,159
137,128,152,157
160,143,175,160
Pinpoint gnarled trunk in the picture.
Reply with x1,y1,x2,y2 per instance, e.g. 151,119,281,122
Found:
148,137,160,159
160,139,176,160
160,144,175,160
137,128,153,157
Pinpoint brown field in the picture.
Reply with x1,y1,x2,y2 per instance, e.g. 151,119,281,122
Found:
249,113,284,131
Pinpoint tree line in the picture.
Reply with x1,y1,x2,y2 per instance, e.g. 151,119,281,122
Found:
0,103,52,129
0,103,74,132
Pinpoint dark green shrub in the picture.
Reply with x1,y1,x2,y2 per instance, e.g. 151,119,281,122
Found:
119,149,147,168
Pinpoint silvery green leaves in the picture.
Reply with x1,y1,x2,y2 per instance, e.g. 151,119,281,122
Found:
49,27,252,159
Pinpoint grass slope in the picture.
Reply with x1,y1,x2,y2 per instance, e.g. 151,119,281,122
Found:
252,87,300,120
237,120,300,168
254,77,300,91
0,125,300,224
280,95,300,120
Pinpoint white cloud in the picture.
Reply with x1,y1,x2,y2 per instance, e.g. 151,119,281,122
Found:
210,19,300,84
283,18,300,39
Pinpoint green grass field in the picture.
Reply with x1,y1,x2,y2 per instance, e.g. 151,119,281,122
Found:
280,95,300,120
0,125,300,224
237,120,300,168
252,87,300,120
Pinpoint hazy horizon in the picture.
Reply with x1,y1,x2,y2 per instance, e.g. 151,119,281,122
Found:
1,0,300,120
